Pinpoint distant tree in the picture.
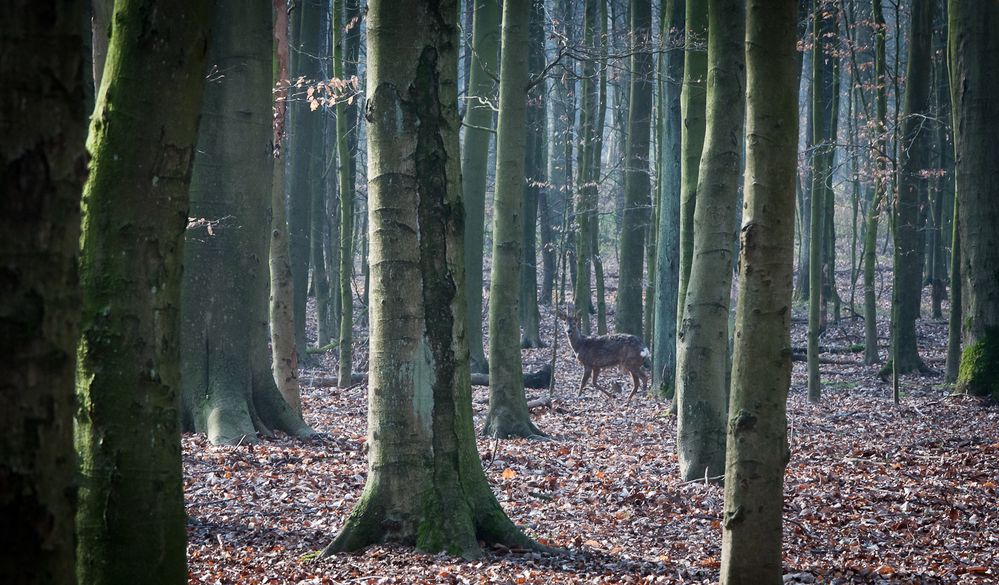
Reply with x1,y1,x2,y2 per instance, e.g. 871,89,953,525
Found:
0,3,87,582
862,0,887,366
720,0,799,581
180,0,312,445
74,1,210,582
675,0,745,482
573,0,600,333
484,0,543,438
461,0,501,374
949,0,999,399
324,0,538,556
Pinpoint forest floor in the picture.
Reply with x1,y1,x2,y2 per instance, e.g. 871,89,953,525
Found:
184,273,998,584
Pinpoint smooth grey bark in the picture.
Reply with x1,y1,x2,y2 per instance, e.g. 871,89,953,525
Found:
519,0,545,349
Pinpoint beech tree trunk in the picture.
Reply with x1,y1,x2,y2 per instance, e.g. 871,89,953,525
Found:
720,0,799,581
181,0,312,445
324,0,537,556
676,0,745,483
75,1,210,582
0,3,87,582
484,0,542,439
863,0,887,366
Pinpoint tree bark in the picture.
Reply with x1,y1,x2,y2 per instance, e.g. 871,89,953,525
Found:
181,0,312,445
615,0,655,335
0,3,87,582
573,0,600,334
324,0,537,556
461,0,501,374
720,1,799,582
484,0,542,439
863,0,887,366
74,1,210,582
950,0,999,399
675,0,745,482
652,0,685,398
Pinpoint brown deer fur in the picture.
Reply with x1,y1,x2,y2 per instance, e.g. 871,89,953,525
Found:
558,309,650,400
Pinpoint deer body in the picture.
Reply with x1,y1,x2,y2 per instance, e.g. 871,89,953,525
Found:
561,312,650,399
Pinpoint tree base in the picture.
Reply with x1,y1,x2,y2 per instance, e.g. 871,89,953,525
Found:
956,328,999,398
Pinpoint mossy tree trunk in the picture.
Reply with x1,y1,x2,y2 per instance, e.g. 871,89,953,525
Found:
288,0,323,363
75,2,211,583
0,3,87,582
719,1,799,581
519,0,545,349
324,0,537,557
615,0,655,336
461,0,501,374
181,0,312,446
891,0,931,375
949,0,999,399
484,0,541,439
652,0,685,399
675,0,745,483
270,0,302,414
676,0,708,327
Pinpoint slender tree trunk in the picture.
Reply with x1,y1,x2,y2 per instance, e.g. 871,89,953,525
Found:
0,4,87,582
720,1,799,581
75,2,211,582
615,0,655,335
863,0,887,366
484,0,541,438
891,0,931,375
325,0,538,555
288,0,323,362
271,0,302,414
181,0,312,445
944,202,961,382
592,0,610,336
950,0,999,399
462,0,501,374
574,0,599,333
676,0,745,482
676,0,708,326
652,0,685,398
519,0,546,349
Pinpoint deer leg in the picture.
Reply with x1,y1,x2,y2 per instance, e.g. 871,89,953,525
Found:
593,368,614,398
626,370,641,401
578,367,592,396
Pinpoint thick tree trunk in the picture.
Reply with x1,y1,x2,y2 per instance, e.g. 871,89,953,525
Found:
325,0,537,556
461,0,501,374
181,0,312,445
615,0,655,335
75,2,210,583
720,1,799,581
0,3,87,582
891,0,931,375
950,1,999,398
652,0,685,398
270,1,302,414
676,0,708,326
484,0,542,439
675,0,745,483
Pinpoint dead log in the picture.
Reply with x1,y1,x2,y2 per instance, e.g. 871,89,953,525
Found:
470,363,552,389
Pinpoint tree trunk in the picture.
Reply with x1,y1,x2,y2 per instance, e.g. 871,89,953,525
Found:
74,2,210,582
950,0,999,399
891,0,931,375
288,0,323,363
652,0,685,399
863,0,887,366
573,0,600,333
676,0,744,483
720,1,798,581
519,0,545,349
324,0,537,556
181,0,312,445
615,0,655,336
944,202,961,383
676,0,708,326
270,0,302,414
484,0,542,439
0,3,87,582
807,0,836,403
462,0,501,374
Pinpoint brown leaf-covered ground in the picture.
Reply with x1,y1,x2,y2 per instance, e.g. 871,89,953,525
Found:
185,277,997,584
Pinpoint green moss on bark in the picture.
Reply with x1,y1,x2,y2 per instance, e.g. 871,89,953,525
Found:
956,328,999,398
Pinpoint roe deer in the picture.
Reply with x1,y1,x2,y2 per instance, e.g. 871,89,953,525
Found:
558,308,650,400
